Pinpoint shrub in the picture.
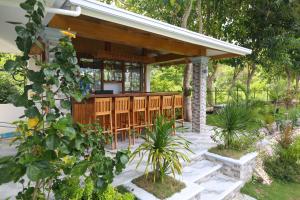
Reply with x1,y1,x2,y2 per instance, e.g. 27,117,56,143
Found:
211,102,258,149
53,179,134,200
96,185,134,200
264,126,300,183
130,116,192,182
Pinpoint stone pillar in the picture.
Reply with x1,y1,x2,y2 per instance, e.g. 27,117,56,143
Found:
191,56,209,133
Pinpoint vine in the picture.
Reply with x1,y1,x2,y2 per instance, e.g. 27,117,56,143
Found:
0,0,129,199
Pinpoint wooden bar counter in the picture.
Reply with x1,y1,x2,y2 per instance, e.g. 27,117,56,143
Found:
72,92,181,125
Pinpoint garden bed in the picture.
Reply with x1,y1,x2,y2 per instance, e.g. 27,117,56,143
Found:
205,151,257,182
208,146,250,159
132,173,185,199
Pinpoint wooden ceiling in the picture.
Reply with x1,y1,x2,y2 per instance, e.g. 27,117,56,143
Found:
46,14,236,65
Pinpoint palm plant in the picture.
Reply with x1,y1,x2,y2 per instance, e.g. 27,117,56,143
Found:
211,102,257,149
130,116,192,182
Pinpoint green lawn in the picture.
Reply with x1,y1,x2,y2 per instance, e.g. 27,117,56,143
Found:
241,179,300,200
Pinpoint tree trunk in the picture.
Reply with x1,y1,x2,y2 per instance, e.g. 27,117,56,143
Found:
246,64,256,101
181,0,193,122
181,0,193,28
183,63,193,122
196,0,203,34
207,62,218,106
229,67,242,92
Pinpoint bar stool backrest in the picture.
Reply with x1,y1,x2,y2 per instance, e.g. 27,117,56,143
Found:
148,96,160,111
162,95,173,109
94,98,112,116
115,97,130,114
174,95,183,108
133,96,147,112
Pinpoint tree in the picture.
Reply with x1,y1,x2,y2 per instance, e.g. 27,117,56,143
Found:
224,0,299,100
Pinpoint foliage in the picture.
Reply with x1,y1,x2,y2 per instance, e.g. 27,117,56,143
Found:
264,125,300,183
287,107,300,127
130,116,192,182
95,184,134,200
0,53,23,103
53,178,134,200
150,65,183,92
0,0,129,199
211,102,258,149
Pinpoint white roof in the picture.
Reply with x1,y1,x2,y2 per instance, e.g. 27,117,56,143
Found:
68,0,252,56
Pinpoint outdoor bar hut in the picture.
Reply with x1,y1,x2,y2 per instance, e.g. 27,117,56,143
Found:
0,0,251,148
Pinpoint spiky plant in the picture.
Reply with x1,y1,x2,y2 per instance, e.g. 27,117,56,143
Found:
211,102,257,149
130,116,192,182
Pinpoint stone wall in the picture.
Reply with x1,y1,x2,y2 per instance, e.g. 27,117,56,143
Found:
205,152,258,182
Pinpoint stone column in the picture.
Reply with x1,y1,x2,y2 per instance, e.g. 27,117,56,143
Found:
191,56,209,133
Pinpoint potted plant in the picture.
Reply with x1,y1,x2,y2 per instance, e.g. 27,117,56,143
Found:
129,116,192,199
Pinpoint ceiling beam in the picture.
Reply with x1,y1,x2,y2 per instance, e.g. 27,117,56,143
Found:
48,15,206,56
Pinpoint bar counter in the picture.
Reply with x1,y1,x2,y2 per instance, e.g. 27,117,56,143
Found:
72,92,182,125
89,92,181,98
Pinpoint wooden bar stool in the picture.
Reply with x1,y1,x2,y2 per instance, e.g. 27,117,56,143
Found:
132,96,147,142
173,95,184,128
161,95,174,120
147,96,161,129
114,97,131,149
93,98,113,137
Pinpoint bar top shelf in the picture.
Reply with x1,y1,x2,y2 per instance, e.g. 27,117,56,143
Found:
88,92,181,98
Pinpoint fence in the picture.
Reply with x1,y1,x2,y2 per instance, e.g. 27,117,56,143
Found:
207,87,271,105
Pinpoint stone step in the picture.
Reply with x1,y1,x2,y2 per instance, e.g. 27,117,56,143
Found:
177,159,222,184
199,173,243,200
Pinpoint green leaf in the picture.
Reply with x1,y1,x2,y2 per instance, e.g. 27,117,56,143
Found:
25,106,40,118
120,154,129,165
4,60,20,71
60,100,71,110
0,163,25,184
26,161,53,181
46,134,60,150
46,113,56,121
0,156,13,165
26,164,41,181
64,127,76,139
27,70,45,84
71,161,89,176
20,2,34,12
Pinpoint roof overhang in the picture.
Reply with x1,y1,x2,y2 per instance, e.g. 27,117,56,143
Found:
67,0,252,57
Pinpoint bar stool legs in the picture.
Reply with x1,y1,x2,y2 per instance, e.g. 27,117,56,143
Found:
113,97,131,149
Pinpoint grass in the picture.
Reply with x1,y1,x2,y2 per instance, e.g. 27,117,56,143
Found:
132,173,185,199
241,179,300,200
208,146,249,159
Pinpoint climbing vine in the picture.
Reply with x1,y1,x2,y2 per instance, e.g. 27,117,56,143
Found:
0,0,129,199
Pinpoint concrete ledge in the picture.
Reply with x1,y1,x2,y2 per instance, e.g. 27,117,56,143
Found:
123,181,204,200
204,152,257,182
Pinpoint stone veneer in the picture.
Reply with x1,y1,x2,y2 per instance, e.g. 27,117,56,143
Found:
191,56,209,133
204,152,258,183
